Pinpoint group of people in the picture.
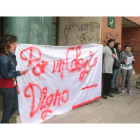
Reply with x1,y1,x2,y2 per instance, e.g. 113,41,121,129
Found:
102,39,135,99
0,34,136,123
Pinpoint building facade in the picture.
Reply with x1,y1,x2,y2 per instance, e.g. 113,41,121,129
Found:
0,16,140,113
0,17,140,73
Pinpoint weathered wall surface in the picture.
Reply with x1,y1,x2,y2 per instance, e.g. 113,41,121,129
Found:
59,17,101,46
3,17,52,45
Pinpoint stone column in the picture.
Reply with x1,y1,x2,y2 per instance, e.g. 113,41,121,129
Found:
3,17,52,45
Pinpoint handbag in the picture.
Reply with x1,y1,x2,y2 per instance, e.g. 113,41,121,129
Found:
113,59,120,69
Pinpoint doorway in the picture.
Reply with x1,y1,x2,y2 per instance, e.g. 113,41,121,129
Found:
122,17,140,73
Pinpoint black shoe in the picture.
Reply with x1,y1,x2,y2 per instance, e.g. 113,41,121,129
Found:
111,88,118,94
115,87,120,94
106,93,114,97
102,95,107,99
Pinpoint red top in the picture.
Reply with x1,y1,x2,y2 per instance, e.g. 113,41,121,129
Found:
0,78,17,88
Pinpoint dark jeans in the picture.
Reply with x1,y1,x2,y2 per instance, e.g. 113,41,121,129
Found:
0,87,18,123
103,73,113,95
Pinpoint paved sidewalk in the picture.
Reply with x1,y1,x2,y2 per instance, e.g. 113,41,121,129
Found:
0,78,139,123
43,79,140,123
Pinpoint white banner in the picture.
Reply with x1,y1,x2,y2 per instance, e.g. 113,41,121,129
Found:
16,44,103,123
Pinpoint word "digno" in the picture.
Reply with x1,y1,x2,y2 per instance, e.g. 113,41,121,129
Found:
24,83,69,120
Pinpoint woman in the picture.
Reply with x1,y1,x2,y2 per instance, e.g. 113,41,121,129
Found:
121,45,135,94
0,34,26,123
111,43,122,94
102,39,118,99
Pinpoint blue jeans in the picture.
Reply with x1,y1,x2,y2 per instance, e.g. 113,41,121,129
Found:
0,87,18,123
111,66,121,88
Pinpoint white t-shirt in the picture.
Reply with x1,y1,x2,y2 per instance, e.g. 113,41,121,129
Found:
122,57,133,70
122,64,133,70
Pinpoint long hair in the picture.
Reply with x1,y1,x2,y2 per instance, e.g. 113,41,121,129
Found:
0,34,17,55
114,42,120,50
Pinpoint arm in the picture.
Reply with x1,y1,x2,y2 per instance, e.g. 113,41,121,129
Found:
132,53,135,64
0,55,21,78
120,52,127,64
121,61,126,64
103,53,105,61
103,47,106,60
114,48,118,60
132,61,135,64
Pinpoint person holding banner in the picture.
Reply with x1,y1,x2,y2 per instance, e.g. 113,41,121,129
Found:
102,39,118,99
121,45,135,94
0,34,26,123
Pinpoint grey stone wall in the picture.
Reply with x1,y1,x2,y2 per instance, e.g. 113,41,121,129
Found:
59,17,101,46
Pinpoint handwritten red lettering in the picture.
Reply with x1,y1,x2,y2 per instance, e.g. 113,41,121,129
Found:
20,47,49,76
24,83,69,120
82,84,98,90
52,45,98,81
66,45,98,81
20,47,42,67
24,83,42,118
32,60,48,76
52,59,65,78
20,46,97,80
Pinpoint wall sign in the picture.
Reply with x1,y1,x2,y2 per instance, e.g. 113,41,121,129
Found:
108,17,115,28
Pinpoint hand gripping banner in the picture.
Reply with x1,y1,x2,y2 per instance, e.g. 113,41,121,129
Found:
16,44,103,123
